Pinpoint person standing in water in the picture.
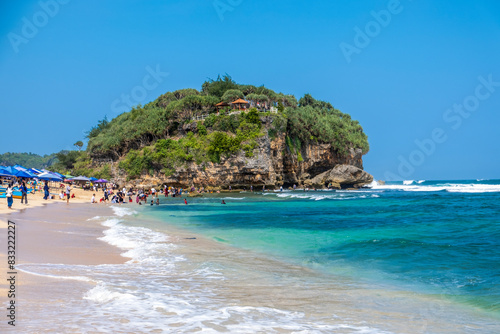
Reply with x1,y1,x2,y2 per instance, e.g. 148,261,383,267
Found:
184,198,187,205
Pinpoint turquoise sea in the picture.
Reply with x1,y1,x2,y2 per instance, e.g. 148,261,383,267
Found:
20,179,500,333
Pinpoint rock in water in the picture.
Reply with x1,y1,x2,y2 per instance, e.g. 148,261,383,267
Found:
305,164,373,189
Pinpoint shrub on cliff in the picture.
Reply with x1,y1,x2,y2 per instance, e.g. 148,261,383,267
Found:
286,104,369,155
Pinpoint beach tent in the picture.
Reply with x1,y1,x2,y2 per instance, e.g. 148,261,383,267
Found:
72,176,91,181
28,168,43,175
95,179,108,183
14,164,29,171
36,172,63,181
52,172,66,179
2,166,16,175
12,166,37,178
0,170,12,177
13,169,34,178
64,174,75,179
0,166,12,176
89,177,98,181
71,175,91,187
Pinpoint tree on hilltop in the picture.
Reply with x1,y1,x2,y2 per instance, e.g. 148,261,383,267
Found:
74,141,83,151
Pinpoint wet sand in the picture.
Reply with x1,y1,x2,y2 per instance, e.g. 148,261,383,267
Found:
0,202,124,332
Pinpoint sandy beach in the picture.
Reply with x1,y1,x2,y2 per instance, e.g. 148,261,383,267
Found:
0,186,96,216
0,191,124,332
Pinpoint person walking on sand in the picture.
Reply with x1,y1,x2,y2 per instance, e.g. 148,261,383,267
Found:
66,184,71,204
6,184,13,209
43,181,50,200
21,181,28,204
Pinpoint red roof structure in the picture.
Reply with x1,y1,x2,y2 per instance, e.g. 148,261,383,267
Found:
231,98,250,111
231,99,249,104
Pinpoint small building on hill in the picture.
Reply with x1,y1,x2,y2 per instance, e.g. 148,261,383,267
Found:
230,98,250,111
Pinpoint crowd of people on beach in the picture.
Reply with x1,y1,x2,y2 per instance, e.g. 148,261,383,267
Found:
3,174,337,210
85,184,191,206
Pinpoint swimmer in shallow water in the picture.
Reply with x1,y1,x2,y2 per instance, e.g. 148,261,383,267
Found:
221,200,226,204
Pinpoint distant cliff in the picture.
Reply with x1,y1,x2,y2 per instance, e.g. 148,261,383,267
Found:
66,75,372,188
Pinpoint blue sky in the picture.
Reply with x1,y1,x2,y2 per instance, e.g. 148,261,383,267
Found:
1,0,499,180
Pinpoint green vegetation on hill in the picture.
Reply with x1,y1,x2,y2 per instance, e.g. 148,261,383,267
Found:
0,152,57,169
58,74,369,179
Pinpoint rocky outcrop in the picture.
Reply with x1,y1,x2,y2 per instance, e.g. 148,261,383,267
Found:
304,164,373,189
113,132,373,189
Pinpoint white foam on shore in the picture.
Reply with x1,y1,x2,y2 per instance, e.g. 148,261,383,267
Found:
16,264,96,283
84,284,139,304
111,206,137,217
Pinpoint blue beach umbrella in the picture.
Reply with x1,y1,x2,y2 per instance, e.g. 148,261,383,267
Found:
13,169,34,178
3,166,16,175
14,164,28,171
0,166,12,176
36,172,63,181
28,168,43,175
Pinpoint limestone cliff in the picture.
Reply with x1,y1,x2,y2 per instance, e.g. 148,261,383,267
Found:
112,130,372,190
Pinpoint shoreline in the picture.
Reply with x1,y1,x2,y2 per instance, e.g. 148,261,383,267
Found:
0,202,124,332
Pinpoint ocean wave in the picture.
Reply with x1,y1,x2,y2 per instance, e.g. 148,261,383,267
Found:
99,218,178,265
84,283,139,304
371,183,500,193
111,206,138,217
271,192,380,201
